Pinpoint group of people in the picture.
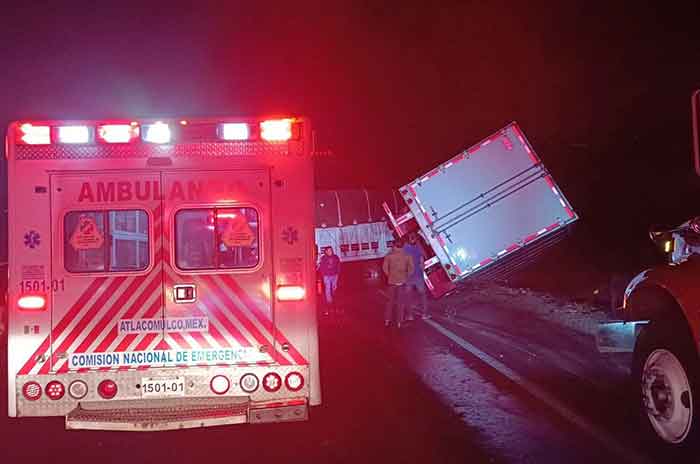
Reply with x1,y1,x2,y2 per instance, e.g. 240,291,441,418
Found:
317,232,430,328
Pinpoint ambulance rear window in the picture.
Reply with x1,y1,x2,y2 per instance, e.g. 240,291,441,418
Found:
175,207,259,270
64,210,149,273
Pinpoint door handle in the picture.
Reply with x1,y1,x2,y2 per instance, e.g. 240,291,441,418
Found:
173,284,197,303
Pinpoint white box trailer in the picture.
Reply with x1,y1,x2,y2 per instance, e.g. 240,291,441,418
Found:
384,122,579,298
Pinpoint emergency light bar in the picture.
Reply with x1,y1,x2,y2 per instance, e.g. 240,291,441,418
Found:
19,123,50,145
15,118,300,145
142,122,171,144
219,123,250,141
260,119,292,141
56,125,92,144
97,124,140,143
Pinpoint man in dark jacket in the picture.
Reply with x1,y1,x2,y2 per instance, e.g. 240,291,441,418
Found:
318,247,341,312
404,232,430,320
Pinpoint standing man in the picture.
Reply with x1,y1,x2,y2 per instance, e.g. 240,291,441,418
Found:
382,237,414,328
318,246,341,314
404,232,430,320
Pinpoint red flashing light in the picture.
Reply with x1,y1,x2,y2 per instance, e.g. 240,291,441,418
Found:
18,123,51,145
18,295,46,311
260,119,293,142
97,124,140,143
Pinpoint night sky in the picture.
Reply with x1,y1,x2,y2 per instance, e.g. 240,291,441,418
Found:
2,1,700,273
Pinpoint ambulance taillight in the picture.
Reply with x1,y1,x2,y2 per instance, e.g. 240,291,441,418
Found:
97,380,118,399
68,380,89,399
262,373,282,392
45,381,66,400
276,285,306,302
284,372,304,392
22,382,42,401
17,295,46,311
210,375,231,395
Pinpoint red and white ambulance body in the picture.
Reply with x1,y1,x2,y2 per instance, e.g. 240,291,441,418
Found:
6,117,320,430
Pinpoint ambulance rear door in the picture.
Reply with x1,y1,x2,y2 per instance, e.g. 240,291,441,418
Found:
162,170,278,366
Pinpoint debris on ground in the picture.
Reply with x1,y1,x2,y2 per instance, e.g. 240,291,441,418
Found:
436,281,617,339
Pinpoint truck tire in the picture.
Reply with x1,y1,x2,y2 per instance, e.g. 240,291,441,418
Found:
633,322,700,454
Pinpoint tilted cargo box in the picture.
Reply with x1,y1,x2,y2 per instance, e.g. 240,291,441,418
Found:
384,122,579,298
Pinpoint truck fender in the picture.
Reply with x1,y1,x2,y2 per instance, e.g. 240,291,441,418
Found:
623,270,698,356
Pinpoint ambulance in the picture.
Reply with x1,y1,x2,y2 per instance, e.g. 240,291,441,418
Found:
5,117,320,430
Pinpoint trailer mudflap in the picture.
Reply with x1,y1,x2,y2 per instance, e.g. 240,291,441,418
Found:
596,320,649,353
66,397,249,431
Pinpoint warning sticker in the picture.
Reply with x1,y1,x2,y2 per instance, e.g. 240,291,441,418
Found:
21,265,45,280
221,215,255,247
70,215,104,250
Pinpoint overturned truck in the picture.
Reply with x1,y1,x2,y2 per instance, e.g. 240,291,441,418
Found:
383,122,579,298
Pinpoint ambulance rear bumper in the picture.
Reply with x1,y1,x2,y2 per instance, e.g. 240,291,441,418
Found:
65,397,308,431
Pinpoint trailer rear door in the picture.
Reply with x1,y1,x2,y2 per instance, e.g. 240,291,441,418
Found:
400,122,578,285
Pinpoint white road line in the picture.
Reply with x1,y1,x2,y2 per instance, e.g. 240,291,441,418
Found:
424,318,652,464
449,318,538,358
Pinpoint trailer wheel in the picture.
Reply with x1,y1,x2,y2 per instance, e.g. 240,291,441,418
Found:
633,323,700,454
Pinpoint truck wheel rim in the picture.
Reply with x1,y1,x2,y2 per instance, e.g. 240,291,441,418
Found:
642,348,693,444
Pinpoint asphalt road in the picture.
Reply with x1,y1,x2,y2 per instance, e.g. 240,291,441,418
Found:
362,285,657,464
0,297,492,464
1,281,660,464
